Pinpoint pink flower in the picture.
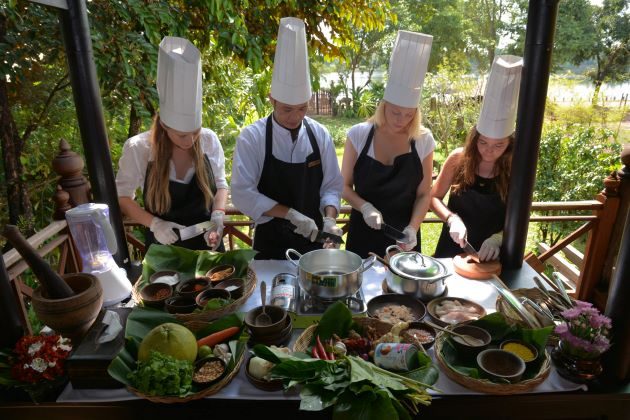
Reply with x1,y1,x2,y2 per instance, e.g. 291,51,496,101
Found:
556,301,612,358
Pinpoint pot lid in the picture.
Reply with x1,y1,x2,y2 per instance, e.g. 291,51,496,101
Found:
389,251,447,281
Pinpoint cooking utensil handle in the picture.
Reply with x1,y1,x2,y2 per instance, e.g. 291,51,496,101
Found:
385,244,403,256
368,252,391,269
551,272,573,307
359,255,376,273
285,249,301,267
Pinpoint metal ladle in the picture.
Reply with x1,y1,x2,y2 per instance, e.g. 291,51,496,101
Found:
424,320,485,347
255,281,272,326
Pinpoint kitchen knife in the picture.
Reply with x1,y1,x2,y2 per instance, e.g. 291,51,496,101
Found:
312,230,344,245
381,223,406,241
462,240,481,263
178,220,214,241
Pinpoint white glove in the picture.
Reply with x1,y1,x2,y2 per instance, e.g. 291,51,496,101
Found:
447,214,467,248
479,232,503,261
204,210,225,250
285,208,318,240
360,202,383,230
322,216,343,249
397,226,417,251
150,217,185,245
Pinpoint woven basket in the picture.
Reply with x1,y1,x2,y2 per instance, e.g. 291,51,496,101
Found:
495,288,561,327
293,317,393,353
132,268,257,332
127,349,245,403
434,331,551,394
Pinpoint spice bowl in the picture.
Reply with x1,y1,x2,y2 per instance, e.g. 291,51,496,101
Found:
195,288,231,310
500,339,539,366
164,296,197,314
193,357,227,387
244,305,288,336
175,277,212,299
206,264,236,284
400,321,437,350
148,270,180,286
213,278,244,299
449,325,491,361
248,316,293,346
477,349,526,383
139,283,173,308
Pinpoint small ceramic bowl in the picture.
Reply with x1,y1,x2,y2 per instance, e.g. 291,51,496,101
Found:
500,339,539,366
477,349,526,383
139,283,173,308
206,264,236,284
449,324,492,360
244,305,288,336
175,277,212,299
195,288,231,309
245,356,283,391
149,270,180,286
249,316,293,346
213,278,244,299
400,321,437,350
193,357,227,387
164,296,197,314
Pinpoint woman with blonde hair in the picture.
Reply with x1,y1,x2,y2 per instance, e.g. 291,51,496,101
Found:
116,36,228,250
431,55,522,261
342,31,435,258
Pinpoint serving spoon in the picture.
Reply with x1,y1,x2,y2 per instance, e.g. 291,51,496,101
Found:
423,320,485,347
255,281,272,326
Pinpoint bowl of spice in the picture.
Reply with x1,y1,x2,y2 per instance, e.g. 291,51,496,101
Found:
206,264,236,285
176,277,212,299
149,270,180,286
195,288,232,310
139,283,173,308
400,321,437,350
213,278,244,299
477,349,526,383
500,339,538,366
193,357,227,387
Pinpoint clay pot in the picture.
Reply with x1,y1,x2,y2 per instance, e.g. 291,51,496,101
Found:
31,273,103,340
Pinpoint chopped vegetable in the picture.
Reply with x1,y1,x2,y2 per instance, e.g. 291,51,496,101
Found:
197,326,240,348
128,351,193,396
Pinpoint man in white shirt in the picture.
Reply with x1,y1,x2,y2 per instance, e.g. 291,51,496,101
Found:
231,17,343,259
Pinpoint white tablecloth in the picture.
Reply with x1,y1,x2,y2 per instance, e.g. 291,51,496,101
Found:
57,259,586,402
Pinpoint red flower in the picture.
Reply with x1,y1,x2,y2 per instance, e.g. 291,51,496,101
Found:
10,335,72,384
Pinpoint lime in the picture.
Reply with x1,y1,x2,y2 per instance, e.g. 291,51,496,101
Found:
198,345,213,359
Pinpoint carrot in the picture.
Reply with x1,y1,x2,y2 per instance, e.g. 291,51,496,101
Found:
197,326,240,347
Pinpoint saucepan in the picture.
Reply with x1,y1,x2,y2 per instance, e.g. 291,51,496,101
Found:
384,245,450,301
286,248,376,300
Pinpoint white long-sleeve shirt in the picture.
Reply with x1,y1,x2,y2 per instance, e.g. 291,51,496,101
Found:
231,116,343,225
115,128,228,199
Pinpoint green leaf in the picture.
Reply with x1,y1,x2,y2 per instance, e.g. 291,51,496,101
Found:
315,301,354,341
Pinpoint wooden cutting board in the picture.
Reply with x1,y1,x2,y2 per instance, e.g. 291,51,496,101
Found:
453,254,501,280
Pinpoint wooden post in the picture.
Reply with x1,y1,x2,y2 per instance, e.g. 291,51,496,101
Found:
577,172,621,303
51,138,91,207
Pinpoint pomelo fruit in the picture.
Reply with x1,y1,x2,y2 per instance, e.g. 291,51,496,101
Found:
138,322,198,362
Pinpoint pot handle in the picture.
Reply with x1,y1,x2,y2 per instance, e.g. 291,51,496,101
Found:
385,244,403,257
285,248,302,268
359,255,376,274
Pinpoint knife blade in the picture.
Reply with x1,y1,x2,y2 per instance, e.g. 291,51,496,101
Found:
178,221,214,241
312,230,344,245
381,223,406,241
462,240,480,263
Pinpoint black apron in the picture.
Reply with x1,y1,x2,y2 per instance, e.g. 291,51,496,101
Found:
346,125,423,258
144,155,224,251
253,115,324,260
434,175,505,258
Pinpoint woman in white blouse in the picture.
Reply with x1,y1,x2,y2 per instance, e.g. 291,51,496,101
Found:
115,36,228,250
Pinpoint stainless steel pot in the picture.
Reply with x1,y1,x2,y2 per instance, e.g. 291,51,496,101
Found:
385,245,450,301
286,248,375,300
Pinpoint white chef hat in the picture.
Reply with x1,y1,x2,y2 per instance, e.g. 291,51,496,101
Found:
270,17,312,105
383,30,433,108
477,55,523,139
157,36,202,132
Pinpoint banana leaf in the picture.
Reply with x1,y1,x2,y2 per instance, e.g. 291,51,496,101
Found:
107,306,246,395
141,245,257,284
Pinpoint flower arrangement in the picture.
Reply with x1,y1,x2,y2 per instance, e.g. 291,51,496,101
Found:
554,300,612,359
0,334,72,402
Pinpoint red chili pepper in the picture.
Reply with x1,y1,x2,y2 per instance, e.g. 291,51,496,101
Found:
316,335,329,360
327,339,335,360
311,345,321,359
